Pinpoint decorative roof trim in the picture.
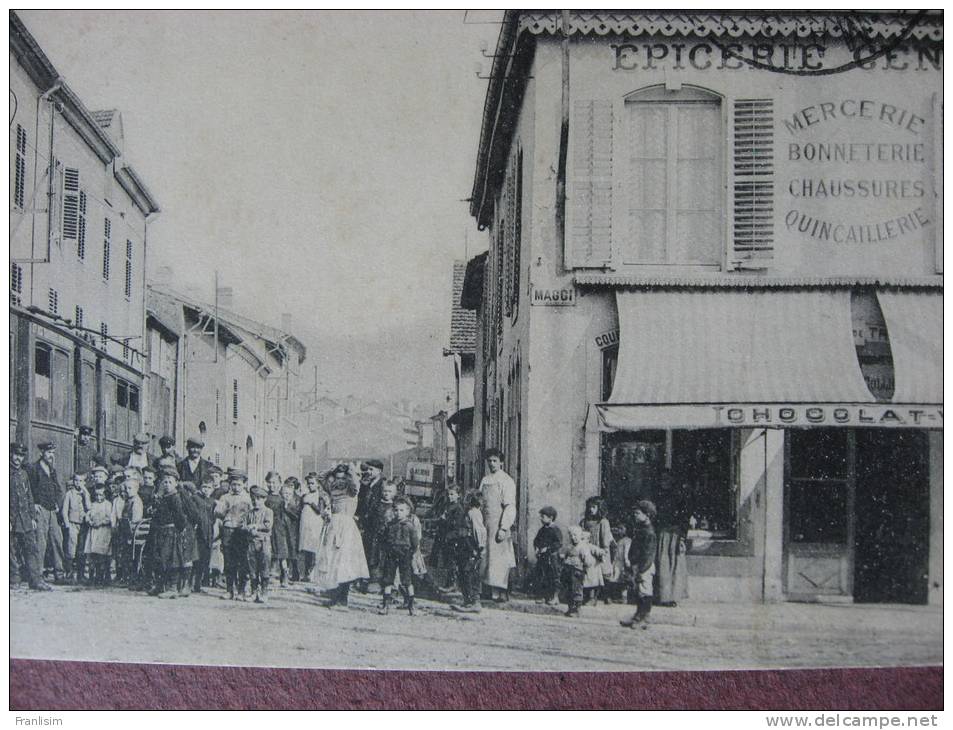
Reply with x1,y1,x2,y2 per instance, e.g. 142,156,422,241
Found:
519,12,942,42
574,273,944,289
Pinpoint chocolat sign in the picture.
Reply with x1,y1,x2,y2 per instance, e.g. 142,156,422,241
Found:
712,403,942,428
782,96,934,246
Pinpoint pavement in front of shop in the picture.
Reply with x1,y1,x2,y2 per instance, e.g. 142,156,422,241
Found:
10,581,942,672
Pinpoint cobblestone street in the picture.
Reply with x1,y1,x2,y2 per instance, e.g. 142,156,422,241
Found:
10,584,943,672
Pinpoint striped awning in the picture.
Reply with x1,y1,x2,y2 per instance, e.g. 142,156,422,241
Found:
595,289,942,431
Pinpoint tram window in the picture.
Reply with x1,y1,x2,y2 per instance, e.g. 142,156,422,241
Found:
34,344,52,421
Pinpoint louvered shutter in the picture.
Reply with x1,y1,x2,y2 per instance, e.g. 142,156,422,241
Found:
568,99,613,267
77,191,87,259
732,99,774,263
62,167,80,240
503,167,514,317
14,125,27,209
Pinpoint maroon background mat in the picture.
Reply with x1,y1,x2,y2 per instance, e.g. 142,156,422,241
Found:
9,660,942,710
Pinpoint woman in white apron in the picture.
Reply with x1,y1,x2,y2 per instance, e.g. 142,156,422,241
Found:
479,448,517,602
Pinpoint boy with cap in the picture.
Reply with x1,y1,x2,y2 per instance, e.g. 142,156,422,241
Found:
27,441,66,583
62,472,91,583
10,443,52,591
242,486,274,603
117,470,144,587
621,500,658,629
379,496,419,615
532,506,563,606
150,467,188,599
214,468,252,599
448,491,488,613
74,426,99,475
84,482,115,585
208,465,227,500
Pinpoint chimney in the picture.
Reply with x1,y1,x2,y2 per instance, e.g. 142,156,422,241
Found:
281,312,293,333
154,266,173,285
216,286,234,310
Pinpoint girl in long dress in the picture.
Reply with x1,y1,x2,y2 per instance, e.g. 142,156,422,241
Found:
282,477,303,581
580,496,614,605
298,472,329,581
313,463,369,608
264,471,292,587
479,448,517,602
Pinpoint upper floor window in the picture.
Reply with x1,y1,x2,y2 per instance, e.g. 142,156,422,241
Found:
624,86,723,266
14,125,27,209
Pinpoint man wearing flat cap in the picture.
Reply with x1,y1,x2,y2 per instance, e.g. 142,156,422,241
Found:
27,441,66,582
153,435,178,468
124,432,152,470
11,443,52,590
357,459,386,528
74,426,99,475
178,436,213,487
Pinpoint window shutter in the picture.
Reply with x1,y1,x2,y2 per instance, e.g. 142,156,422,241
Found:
568,99,613,268
103,218,111,280
732,99,774,263
503,166,515,317
10,263,23,306
77,191,87,260
14,125,27,209
62,167,80,240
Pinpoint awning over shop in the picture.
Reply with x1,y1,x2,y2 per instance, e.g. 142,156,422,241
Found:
596,289,942,431
877,290,942,404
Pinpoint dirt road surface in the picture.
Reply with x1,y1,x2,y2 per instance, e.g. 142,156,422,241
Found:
10,584,942,671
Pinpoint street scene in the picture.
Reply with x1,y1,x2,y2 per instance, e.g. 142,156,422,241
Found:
9,10,944,677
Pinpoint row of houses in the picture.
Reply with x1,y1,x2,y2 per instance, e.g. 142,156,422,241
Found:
446,11,942,605
10,12,308,483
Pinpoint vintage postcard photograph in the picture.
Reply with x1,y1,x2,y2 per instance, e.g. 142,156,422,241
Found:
8,9,943,678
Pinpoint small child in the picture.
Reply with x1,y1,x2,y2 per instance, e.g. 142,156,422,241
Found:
606,525,631,603
118,472,144,588
61,472,90,583
621,500,658,628
408,497,438,597
379,496,419,616
560,526,606,617
580,496,614,605
448,491,487,613
580,530,608,605
110,479,128,583
242,486,274,603
532,506,562,605
366,481,398,587
84,483,115,585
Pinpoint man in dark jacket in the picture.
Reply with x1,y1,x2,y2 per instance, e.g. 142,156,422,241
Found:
178,437,213,488
621,500,658,628
185,477,216,592
11,443,52,590
27,441,66,582
74,426,99,474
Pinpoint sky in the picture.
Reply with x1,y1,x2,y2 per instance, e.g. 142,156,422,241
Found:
18,9,503,409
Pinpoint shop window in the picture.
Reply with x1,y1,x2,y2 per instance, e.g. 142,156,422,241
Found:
788,429,849,544
672,430,736,539
624,86,722,265
601,430,666,521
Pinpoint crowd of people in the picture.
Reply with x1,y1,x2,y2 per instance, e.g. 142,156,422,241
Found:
11,434,687,628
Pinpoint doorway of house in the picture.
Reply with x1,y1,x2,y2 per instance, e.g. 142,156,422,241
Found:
853,430,929,604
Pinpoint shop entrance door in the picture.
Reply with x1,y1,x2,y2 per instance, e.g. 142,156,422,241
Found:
783,429,854,601
853,430,929,604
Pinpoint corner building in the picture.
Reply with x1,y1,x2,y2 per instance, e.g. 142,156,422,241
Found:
466,11,942,604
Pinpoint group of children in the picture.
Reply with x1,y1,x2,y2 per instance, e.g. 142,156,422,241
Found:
528,495,659,626
53,457,660,627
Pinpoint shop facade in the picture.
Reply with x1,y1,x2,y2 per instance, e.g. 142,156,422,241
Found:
466,11,942,604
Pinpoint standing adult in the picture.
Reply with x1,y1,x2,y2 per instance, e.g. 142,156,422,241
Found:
313,463,369,608
178,436,213,487
298,472,329,582
27,441,66,583
11,443,52,591
155,435,179,468
74,426,99,475
479,448,517,603
125,433,152,470
654,469,690,607
357,460,385,528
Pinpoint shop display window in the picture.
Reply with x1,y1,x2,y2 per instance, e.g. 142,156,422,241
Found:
788,429,849,544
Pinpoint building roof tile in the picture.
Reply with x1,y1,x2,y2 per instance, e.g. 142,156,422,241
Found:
449,260,477,354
